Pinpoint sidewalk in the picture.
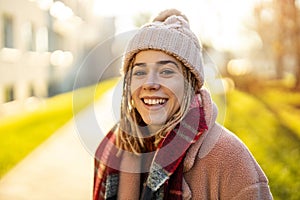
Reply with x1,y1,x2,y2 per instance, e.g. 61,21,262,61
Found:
0,89,116,200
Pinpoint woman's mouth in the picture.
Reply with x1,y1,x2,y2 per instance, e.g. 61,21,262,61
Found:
142,98,167,106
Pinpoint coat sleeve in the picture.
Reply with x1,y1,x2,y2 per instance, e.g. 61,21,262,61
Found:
232,182,273,200
216,128,273,199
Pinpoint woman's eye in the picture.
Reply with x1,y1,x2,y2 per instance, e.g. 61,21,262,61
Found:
133,70,146,76
160,69,175,75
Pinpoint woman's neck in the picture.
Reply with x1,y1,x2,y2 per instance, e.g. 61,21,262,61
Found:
147,125,162,136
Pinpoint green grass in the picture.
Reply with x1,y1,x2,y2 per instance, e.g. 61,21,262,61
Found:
225,89,300,200
0,77,119,178
254,88,300,138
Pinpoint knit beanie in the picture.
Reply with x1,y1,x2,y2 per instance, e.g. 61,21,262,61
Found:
122,9,204,88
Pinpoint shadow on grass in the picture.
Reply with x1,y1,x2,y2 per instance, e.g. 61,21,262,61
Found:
225,89,300,200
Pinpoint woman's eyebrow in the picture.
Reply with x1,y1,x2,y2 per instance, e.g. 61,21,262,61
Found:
133,60,179,68
132,62,147,67
157,60,179,68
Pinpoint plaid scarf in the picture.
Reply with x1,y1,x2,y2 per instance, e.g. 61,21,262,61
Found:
93,95,207,200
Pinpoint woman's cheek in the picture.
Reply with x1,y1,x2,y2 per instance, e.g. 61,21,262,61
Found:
130,80,142,96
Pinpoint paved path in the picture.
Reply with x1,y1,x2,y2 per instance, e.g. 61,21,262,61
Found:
0,88,118,200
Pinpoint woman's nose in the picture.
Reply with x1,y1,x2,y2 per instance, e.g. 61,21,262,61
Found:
142,73,160,90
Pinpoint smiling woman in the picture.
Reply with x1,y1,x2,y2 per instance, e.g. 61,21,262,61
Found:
130,50,185,133
93,9,272,200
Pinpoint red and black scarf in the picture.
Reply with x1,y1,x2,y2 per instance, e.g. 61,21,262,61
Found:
93,95,207,200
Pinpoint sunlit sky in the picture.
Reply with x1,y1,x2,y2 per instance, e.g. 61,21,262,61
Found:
93,0,262,53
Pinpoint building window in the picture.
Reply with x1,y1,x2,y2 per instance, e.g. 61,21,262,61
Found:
3,14,14,48
22,22,35,51
5,85,14,102
29,84,35,97
48,28,64,51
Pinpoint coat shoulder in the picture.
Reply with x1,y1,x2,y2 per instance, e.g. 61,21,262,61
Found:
184,124,273,199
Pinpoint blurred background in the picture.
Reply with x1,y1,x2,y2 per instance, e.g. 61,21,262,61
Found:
0,0,300,199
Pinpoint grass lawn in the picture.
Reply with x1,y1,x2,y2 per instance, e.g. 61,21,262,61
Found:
254,88,300,138
225,89,300,200
0,77,119,178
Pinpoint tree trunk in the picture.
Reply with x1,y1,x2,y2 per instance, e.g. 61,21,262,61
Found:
290,0,300,90
275,55,284,79
274,0,285,79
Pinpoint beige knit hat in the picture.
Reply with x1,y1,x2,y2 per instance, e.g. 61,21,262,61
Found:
122,9,204,88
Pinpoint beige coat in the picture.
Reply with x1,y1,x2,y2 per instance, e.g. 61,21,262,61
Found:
118,89,273,199
181,89,273,199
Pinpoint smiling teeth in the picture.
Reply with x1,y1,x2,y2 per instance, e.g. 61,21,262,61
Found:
144,98,166,105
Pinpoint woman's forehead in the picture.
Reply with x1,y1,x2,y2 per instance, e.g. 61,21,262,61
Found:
134,50,178,63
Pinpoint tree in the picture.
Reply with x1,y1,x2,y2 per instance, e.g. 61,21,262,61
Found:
253,0,300,90
288,0,300,90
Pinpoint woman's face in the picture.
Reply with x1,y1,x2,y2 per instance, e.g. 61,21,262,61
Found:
130,50,185,131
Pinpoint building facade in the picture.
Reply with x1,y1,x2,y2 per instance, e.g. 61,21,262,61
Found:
0,0,116,114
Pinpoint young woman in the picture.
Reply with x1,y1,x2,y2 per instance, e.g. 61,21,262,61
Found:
93,9,273,200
